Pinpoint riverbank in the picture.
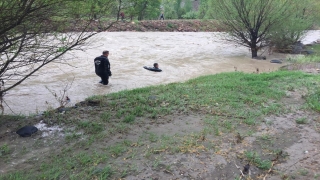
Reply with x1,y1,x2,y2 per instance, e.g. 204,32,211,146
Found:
104,20,225,32
68,19,319,32
68,19,225,32
1,69,320,179
1,28,320,180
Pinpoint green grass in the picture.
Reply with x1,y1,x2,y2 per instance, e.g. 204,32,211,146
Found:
244,151,272,170
0,144,10,157
2,69,320,179
299,168,309,176
307,90,320,112
296,117,308,124
308,44,320,56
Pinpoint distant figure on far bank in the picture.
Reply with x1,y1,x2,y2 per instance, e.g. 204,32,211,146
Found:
94,50,112,85
120,12,125,22
159,12,164,20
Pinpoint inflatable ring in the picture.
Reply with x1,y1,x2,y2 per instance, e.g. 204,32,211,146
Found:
143,66,162,72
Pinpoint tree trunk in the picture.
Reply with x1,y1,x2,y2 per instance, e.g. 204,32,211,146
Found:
251,48,258,58
250,41,258,58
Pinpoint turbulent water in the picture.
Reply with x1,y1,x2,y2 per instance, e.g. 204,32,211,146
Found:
3,31,320,115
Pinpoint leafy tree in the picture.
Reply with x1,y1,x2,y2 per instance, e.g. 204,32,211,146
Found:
64,0,116,19
0,0,114,113
174,0,185,19
119,0,161,21
267,1,315,53
208,0,315,58
197,0,210,19
161,0,177,19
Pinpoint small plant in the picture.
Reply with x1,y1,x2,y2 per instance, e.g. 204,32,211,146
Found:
299,168,309,176
77,121,104,134
100,112,111,122
123,114,135,123
108,144,127,157
244,118,256,125
296,117,308,124
113,123,129,133
167,23,176,28
148,132,158,142
0,144,10,156
245,151,272,170
45,78,74,108
92,166,113,179
260,134,272,141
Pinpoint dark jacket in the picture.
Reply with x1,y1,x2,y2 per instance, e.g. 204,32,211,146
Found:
94,55,110,74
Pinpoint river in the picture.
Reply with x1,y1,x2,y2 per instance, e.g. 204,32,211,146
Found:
3,31,320,115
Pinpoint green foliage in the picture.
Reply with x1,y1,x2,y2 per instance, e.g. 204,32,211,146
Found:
207,0,316,57
123,114,135,123
182,11,198,19
63,0,116,19
77,121,104,134
0,144,10,156
306,90,320,112
121,0,161,21
286,54,320,64
296,117,308,124
245,151,272,170
197,0,210,19
267,0,316,51
161,0,196,19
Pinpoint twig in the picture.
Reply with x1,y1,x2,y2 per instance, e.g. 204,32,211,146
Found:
263,161,276,180
235,162,245,178
2,99,17,115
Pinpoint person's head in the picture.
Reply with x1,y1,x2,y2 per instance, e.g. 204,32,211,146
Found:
153,63,159,68
102,50,109,57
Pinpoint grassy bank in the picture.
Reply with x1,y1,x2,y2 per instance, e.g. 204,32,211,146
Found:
1,67,320,179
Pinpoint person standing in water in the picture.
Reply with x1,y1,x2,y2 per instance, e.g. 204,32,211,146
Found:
94,50,111,85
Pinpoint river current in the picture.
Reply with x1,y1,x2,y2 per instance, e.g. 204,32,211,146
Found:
3,31,320,115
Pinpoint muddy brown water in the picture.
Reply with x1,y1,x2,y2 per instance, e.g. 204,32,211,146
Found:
3,31,320,115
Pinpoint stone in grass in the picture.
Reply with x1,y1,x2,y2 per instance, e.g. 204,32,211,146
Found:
16,125,38,137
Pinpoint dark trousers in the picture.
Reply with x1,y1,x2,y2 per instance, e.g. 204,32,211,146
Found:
96,72,109,85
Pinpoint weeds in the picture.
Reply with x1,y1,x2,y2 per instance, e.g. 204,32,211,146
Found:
107,144,127,157
0,144,10,156
77,121,104,134
244,151,272,170
296,117,308,124
100,112,111,122
299,168,309,176
123,114,135,123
